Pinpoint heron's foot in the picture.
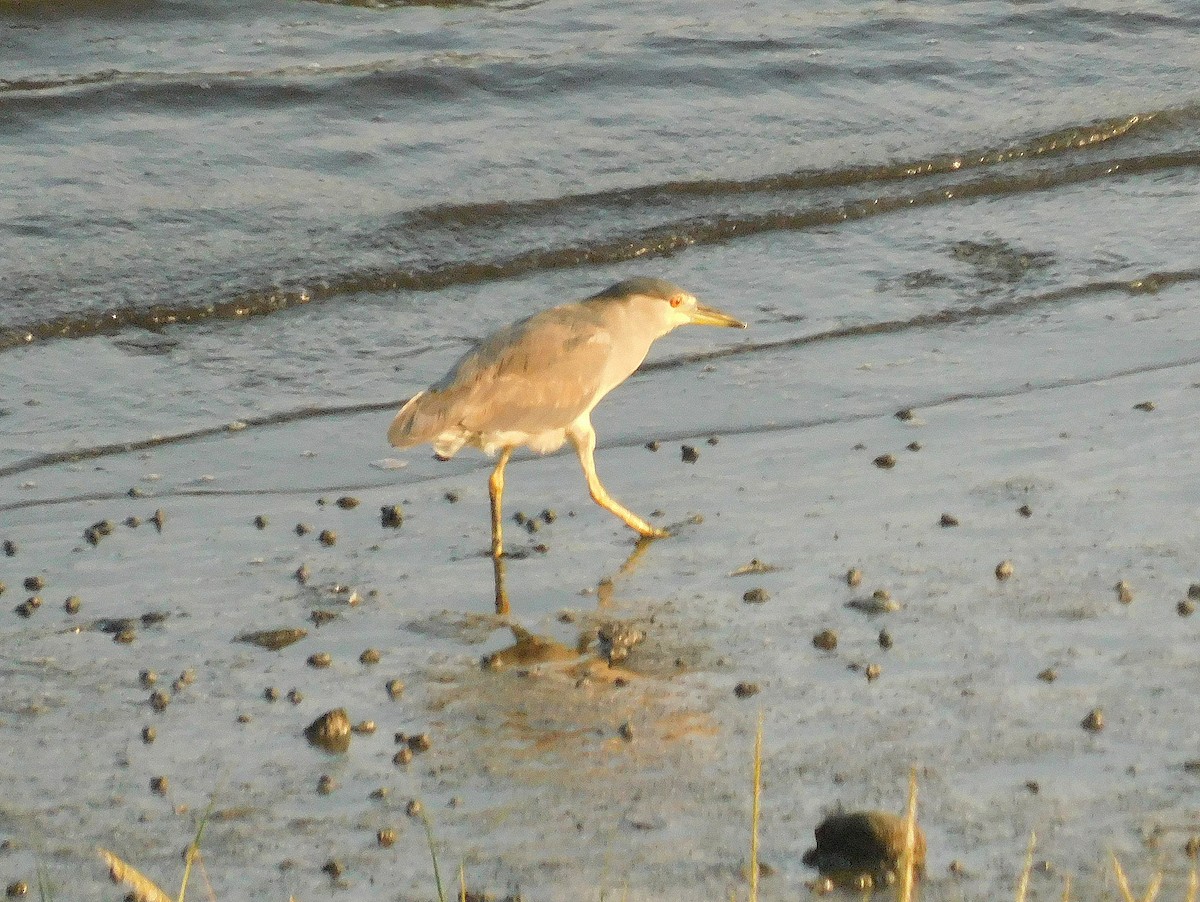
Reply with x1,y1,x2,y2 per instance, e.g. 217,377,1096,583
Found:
638,525,671,540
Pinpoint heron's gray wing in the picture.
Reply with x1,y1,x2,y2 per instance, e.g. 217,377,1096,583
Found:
440,305,616,435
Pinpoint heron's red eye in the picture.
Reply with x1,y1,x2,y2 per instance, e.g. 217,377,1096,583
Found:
670,296,682,308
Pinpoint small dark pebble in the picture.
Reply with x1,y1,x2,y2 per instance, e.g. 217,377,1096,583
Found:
873,454,896,469
336,496,359,509
1017,504,1033,518
1178,600,1196,617
734,682,760,699
318,529,337,547
176,669,195,687
317,497,328,507
995,559,1014,581
128,486,145,498
512,511,527,525
295,523,312,536
92,519,115,536
254,515,269,529
1133,400,1156,411
618,722,634,741
865,663,882,682
1037,667,1058,683
113,627,136,644
444,491,460,503
939,513,959,527
812,629,838,651
524,519,540,534
236,627,307,650
5,883,27,898
895,408,915,421
949,860,966,876
64,595,81,614
149,690,170,712
139,670,157,688
802,810,926,882
307,651,332,669
533,542,550,554
125,515,141,528
150,776,169,795
150,509,165,531
304,708,351,754
393,747,414,766
846,568,863,587
386,679,404,699
1025,780,1040,794
407,732,432,753
406,800,423,818
236,713,251,724
1081,708,1105,732
141,726,156,744
264,687,280,702
645,440,660,452
23,576,44,592
540,508,557,524
681,444,700,463
295,565,311,584
322,860,344,879
707,436,720,445
1187,583,1200,600
14,598,39,618
1185,835,1200,858
369,787,390,800
380,504,404,528
906,441,922,452
377,828,396,848
359,648,381,665
742,587,770,604
82,525,100,543
317,775,336,795
2,540,15,557
287,688,303,704
878,629,893,649
309,609,338,627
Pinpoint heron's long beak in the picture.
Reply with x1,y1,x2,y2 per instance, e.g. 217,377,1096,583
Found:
688,302,747,329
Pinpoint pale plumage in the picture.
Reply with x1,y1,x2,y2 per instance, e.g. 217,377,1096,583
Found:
388,277,745,557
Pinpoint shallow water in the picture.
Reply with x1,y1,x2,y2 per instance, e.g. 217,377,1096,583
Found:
2,0,1200,899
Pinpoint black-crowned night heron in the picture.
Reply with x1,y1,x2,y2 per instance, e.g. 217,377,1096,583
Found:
388,277,746,558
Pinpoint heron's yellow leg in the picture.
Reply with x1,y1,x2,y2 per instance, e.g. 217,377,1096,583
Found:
488,446,515,559
569,425,669,539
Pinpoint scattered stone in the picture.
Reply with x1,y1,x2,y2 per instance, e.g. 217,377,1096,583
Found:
873,454,896,469
287,688,303,704
318,529,337,547
307,652,332,669
812,629,838,651
295,564,311,584
1185,835,1200,859
380,504,404,528
734,682,760,699
540,508,557,524
6,881,28,897
359,648,381,665
846,568,863,587
149,690,171,712
949,860,966,876
802,811,926,884
386,679,405,700
1081,708,1105,732
254,515,269,529
1114,580,1133,604
150,776,169,795
524,518,540,534
113,628,136,644
125,516,141,528
369,787,390,800
352,720,376,735
84,526,101,546
322,860,344,879
0,581,5,596
408,733,432,753
336,496,359,510
1025,780,1040,794
707,436,720,445
742,587,770,604
444,491,460,503
1017,504,1033,518
2,540,15,557
150,509,165,531
295,523,312,537
264,687,280,702
304,709,352,754
406,800,423,818
645,440,660,452
317,775,336,795
377,828,396,848
63,595,81,614
995,560,1014,581
237,713,251,724
139,670,157,688
729,559,779,576
1188,583,1200,600
906,441,922,452
14,598,40,618
1178,600,1196,618
878,629,893,650
393,747,413,766
236,628,307,651
309,609,338,627
681,444,700,463
848,590,901,614
597,621,644,664
1037,667,1058,683
22,576,44,592
141,726,156,744
618,722,634,742
1133,400,1156,411
865,663,882,682
894,408,915,421
939,513,959,527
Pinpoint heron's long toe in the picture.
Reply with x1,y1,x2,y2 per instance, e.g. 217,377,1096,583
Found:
639,525,671,539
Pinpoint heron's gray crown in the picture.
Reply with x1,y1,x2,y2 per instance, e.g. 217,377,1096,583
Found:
587,277,686,302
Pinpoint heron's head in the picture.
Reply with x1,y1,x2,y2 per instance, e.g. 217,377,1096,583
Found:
592,277,746,336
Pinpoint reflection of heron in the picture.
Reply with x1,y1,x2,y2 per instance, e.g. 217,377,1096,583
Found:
388,278,745,559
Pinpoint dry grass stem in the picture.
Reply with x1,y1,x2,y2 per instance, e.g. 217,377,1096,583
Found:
1015,830,1037,902
1110,851,1165,902
459,862,467,902
898,767,919,902
1185,868,1198,902
1061,873,1072,902
97,849,173,902
749,711,763,902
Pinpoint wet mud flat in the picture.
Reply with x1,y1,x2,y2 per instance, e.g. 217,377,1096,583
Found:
2,348,1199,901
